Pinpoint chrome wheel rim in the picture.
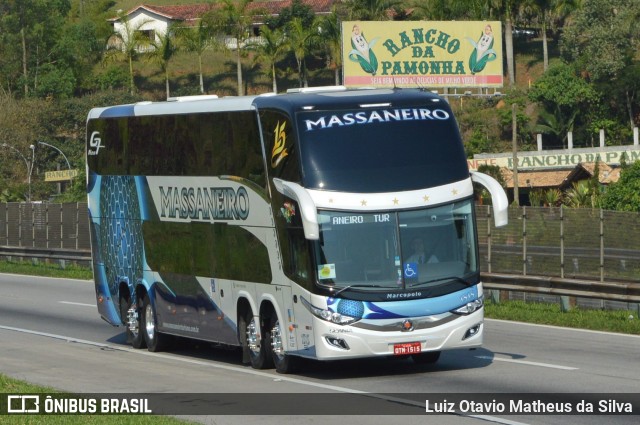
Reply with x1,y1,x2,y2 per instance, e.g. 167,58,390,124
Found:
144,303,155,340
246,317,260,355
271,319,285,360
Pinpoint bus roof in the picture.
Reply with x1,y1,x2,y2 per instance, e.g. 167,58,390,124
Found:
86,88,445,120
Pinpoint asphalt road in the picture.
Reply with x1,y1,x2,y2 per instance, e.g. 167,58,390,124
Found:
0,273,638,424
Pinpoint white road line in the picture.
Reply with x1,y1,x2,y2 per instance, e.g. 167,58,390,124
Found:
475,355,578,370
485,318,640,339
59,301,95,307
0,324,528,425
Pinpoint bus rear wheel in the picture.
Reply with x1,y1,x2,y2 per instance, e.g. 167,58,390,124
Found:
120,293,145,349
269,316,297,374
141,294,168,352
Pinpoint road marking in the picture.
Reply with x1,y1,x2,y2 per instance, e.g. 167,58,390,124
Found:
59,301,95,307
475,355,578,370
0,324,528,425
486,318,640,339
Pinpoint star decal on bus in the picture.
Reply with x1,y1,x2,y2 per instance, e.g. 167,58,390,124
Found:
423,195,430,202
361,200,368,206
392,197,399,205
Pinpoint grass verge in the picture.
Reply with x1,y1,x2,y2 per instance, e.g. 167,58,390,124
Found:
0,375,193,424
485,299,640,335
0,259,93,280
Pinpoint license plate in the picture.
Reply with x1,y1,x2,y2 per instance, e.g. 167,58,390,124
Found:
393,342,422,355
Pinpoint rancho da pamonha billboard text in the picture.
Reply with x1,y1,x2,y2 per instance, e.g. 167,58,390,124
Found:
342,21,503,89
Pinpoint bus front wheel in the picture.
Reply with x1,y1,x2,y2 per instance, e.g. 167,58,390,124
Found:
243,310,272,369
141,294,168,352
269,315,296,374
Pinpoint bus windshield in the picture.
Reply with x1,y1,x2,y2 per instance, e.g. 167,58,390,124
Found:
313,199,478,293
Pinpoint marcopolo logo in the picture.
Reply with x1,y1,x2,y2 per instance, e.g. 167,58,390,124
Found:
88,131,104,156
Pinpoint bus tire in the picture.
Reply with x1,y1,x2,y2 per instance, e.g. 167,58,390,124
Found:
269,315,297,374
141,294,168,352
412,351,441,364
120,293,145,349
243,310,272,369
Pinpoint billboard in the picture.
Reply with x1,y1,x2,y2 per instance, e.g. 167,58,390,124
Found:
342,21,503,89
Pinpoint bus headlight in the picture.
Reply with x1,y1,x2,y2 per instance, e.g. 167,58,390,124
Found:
452,296,484,315
301,296,357,325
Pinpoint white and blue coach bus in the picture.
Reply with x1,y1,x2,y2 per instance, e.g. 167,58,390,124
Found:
86,87,508,373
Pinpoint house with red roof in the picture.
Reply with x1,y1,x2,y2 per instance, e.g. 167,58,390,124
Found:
110,1,336,50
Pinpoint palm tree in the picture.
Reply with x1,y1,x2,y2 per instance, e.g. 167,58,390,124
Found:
519,0,580,72
147,31,178,99
286,17,320,88
205,0,258,96
106,11,153,95
176,20,217,94
491,0,518,87
564,180,591,208
250,26,286,93
318,7,343,86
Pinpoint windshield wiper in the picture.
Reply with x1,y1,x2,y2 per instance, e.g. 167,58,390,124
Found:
408,276,471,288
333,284,383,297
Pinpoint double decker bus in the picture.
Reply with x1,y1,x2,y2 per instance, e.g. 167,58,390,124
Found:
86,87,508,373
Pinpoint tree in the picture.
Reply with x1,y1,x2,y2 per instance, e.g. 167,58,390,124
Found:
265,0,316,30
490,0,518,87
56,18,103,92
104,11,153,95
250,26,286,93
344,0,402,20
519,0,580,71
318,7,344,86
528,63,599,148
205,0,259,96
147,30,178,99
286,17,320,88
561,0,640,82
0,0,71,97
176,20,217,94
601,160,640,212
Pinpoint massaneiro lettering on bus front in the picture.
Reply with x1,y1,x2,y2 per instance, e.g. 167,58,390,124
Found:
303,108,450,131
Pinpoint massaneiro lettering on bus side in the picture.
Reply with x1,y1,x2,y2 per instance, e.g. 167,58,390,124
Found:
303,108,450,131
157,186,250,221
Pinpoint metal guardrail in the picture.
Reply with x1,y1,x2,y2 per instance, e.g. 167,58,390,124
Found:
0,246,91,262
482,272,640,303
1,246,638,304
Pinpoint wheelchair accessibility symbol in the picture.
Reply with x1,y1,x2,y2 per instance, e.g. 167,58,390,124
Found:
404,263,418,278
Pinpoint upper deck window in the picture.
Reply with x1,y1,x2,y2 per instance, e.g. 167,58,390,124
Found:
296,105,469,193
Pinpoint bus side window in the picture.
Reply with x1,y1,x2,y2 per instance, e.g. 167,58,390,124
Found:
288,229,310,283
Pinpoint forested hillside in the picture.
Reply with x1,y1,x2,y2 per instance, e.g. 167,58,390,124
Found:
0,0,639,206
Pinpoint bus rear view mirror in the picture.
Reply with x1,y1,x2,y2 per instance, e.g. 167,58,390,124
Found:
470,172,509,227
273,178,320,240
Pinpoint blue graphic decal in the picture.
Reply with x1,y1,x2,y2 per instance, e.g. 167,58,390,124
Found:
327,286,479,320
98,176,145,317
